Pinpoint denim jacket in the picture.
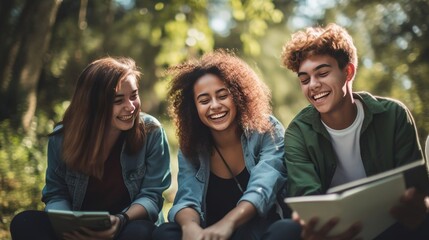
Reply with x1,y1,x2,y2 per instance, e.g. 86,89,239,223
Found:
41,113,171,223
168,115,287,225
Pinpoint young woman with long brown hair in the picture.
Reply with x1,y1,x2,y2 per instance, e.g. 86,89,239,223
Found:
10,57,171,240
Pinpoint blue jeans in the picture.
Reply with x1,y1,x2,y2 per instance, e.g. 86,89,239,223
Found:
262,216,429,240
10,210,155,240
153,213,280,240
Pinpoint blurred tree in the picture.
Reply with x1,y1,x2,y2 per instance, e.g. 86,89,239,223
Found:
328,0,429,145
1,0,429,238
0,0,62,131
0,0,285,237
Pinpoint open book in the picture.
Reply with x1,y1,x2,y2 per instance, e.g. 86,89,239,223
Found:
285,160,429,240
47,209,111,239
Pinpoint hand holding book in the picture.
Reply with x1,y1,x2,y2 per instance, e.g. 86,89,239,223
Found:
285,160,429,240
390,187,428,230
298,213,362,240
47,209,112,239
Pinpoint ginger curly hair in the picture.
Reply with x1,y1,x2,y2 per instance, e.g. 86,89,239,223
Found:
167,49,272,164
281,23,358,73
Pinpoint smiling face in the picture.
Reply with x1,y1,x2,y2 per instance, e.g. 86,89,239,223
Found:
193,73,237,134
298,54,354,117
110,75,140,135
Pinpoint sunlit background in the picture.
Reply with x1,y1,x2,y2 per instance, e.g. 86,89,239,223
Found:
1,0,428,239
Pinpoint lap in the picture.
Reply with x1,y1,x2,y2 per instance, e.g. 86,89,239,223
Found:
261,215,429,240
153,214,280,240
261,218,302,240
10,210,156,240
118,219,155,240
10,210,56,240
375,215,429,240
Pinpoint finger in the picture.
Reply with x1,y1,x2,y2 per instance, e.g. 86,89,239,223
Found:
317,217,339,236
292,211,300,221
301,217,319,239
403,188,416,201
334,222,362,240
306,217,319,230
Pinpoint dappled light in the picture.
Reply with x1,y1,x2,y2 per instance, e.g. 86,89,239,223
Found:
1,0,429,238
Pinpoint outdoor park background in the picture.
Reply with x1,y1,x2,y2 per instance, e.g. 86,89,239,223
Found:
1,0,428,239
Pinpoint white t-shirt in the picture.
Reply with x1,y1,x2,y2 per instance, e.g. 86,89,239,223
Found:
323,100,367,188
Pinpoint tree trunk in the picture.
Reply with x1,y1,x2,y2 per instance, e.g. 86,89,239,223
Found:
0,0,62,131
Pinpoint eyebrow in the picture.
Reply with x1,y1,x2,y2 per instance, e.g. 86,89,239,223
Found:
115,89,138,98
297,63,332,77
196,88,229,100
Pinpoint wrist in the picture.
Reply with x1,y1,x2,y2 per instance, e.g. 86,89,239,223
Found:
181,221,201,231
114,212,129,238
119,212,130,222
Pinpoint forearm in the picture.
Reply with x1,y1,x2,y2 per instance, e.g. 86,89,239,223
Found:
124,203,148,220
218,200,257,229
176,207,201,226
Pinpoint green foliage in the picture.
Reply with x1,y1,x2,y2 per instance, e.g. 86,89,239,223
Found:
2,0,429,238
0,101,66,239
0,121,49,238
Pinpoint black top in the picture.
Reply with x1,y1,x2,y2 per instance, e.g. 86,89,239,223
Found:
205,167,250,226
81,135,131,214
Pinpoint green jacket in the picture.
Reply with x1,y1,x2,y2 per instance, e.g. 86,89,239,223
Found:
285,92,423,197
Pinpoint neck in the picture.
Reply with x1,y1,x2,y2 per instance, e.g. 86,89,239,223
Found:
104,128,121,151
211,125,241,149
321,93,357,130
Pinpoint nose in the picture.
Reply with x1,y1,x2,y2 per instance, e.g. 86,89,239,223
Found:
309,77,321,90
210,98,221,110
124,100,136,112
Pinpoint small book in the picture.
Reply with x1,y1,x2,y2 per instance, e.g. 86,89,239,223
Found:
285,160,429,240
47,209,111,239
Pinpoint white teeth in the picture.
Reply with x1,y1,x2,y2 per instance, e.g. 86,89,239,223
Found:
118,115,133,121
313,92,329,100
210,112,227,119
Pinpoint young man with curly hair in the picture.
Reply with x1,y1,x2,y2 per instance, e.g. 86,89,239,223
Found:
263,23,429,240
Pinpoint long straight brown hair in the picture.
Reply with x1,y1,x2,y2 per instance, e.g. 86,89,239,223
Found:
59,57,146,178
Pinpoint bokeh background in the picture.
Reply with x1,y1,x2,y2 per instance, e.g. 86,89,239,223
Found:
1,0,428,239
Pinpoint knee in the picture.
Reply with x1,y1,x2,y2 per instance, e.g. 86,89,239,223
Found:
10,210,42,237
10,210,36,230
152,222,181,240
263,219,302,240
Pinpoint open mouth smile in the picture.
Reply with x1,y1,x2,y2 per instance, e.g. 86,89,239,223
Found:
209,112,227,120
118,114,133,121
313,91,330,101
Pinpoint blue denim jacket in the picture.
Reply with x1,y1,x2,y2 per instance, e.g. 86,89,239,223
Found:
168,115,287,225
41,113,171,223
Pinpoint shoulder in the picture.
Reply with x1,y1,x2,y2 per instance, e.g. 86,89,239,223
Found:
48,124,64,141
139,112,165,134
140,112,162,127
245,115,285,147
268,115,285,130
356,91,411,115
287,104,318,128
246,115,284,137
51,123,63,134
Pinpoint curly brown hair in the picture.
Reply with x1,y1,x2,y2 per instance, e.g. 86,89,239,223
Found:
281,23,358,73
167,49,272,164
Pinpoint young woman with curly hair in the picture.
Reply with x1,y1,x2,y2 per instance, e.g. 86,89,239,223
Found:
154,50,286,240
152,49,288,240
10,57,171,240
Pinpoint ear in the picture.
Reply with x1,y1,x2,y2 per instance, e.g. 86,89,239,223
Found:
344,63,356,82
